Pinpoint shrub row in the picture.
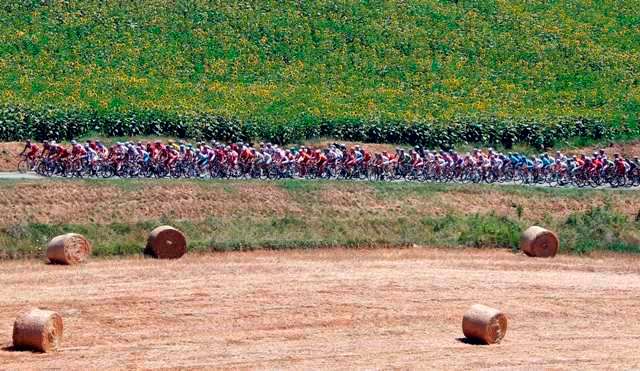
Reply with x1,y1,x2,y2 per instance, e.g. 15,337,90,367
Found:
0,104,634,149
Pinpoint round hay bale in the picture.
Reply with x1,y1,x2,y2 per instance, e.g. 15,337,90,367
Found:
520,226,559,258
146,226,187,259
46,233,92,265
462,304,507,345
13,308,63,353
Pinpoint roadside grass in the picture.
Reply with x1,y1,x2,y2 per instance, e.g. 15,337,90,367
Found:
1,205,638,260
1,178,638,259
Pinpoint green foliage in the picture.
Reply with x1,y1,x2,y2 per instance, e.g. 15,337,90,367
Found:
0,103,627,148
457,213,521,249
562,206,640,254
0,1,638,144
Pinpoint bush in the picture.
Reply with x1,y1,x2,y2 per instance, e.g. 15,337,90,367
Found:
563,206,640,254
0,103,626,148
458,213,521,249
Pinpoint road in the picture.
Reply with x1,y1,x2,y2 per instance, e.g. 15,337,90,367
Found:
0,171,636,190
0,172,44,180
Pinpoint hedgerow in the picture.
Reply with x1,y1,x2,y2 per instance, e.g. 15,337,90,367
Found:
0,104,633,149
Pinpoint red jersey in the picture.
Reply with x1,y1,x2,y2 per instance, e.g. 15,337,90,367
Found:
58,147,70,158
72,145,86,157
362,150,371,162
25,143,39,156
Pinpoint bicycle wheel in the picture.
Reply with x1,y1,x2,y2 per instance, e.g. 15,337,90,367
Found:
17,159,30,173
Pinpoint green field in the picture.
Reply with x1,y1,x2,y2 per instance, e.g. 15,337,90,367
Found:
1,1,638,131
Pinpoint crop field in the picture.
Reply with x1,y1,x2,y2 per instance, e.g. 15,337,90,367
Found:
1,248,640,369
2,0,639,122
0,1,638,146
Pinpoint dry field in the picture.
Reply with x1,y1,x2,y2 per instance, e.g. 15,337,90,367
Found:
1,179,639,226
0,248,639,369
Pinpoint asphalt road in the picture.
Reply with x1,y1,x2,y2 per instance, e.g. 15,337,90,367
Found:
0,171,637,190
0,171,45,180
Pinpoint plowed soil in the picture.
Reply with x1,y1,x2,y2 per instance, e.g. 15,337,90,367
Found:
1,248,639,369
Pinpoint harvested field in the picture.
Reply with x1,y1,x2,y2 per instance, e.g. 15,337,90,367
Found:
0,248,639,369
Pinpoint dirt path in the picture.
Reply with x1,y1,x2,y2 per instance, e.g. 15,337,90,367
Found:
0,248,639,369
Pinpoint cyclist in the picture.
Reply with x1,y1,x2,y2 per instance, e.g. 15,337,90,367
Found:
353,146,364,166
70,140,87,168
410,150,423,171
541,153,553,170
162,144,179,168
95,140,108,158
50,142,70,164
398,148,411,169
259,148,272,171
20,140,40,162
296,147,312,175
226,145,239,169
614,156,629,176
125,143,140,163
84,143,98,167
316,149,328,174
